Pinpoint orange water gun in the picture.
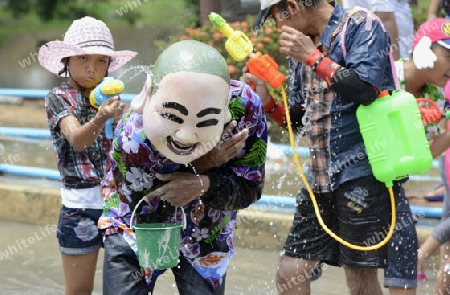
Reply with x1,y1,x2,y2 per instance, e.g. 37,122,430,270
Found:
416,98,450,124
208,12,286,90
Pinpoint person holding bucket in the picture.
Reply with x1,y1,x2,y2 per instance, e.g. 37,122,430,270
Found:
37,16,136,295
98,40,267,295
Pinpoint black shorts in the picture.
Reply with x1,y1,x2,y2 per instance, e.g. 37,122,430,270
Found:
282,175,398,268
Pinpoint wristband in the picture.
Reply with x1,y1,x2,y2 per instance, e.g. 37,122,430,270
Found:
264,96,278,114
267,102,278,114
312,55,325,71
305,49,324,68
315,57,339,86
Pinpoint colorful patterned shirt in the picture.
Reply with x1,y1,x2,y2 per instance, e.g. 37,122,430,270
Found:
45,82,111,189
395,58,446,139
98,80,267,290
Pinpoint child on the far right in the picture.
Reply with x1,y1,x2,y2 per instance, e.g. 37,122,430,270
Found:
399,18,450,295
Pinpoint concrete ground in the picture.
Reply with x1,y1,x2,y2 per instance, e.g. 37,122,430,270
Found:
0,220,440,295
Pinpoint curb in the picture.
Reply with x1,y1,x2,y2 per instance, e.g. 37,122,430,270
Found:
0,181,434,252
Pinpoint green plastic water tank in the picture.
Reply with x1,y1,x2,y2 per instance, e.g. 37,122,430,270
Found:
356,90,433,187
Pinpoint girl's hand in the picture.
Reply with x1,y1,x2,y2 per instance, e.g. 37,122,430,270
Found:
99,96,124,121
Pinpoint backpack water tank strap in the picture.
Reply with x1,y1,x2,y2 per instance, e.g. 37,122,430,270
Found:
339,6,399,90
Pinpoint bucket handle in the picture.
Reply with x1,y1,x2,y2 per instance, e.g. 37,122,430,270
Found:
129,195,187,231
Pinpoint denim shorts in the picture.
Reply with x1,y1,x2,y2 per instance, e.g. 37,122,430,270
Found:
383,186,418,289
57,206,103,255
282,175,395,268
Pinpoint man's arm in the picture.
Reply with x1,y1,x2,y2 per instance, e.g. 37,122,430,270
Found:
191,121,248,173
199,82,267,210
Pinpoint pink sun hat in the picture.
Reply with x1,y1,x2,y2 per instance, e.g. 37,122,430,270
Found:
38,16,137,75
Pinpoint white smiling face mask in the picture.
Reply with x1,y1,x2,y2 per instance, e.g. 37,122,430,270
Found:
142,71,231,164
130,40,232,164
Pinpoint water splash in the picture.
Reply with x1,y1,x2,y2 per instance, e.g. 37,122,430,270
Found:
154,228,172,267
117,65,152,85
188,163,205,195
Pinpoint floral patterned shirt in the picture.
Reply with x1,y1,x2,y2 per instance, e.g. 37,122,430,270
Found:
98,80,267,290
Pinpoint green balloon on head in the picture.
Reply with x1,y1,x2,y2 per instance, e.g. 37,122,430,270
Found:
151,40,230,94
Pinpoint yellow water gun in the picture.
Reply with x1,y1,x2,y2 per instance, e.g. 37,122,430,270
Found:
208,12,253,61
89,77,124,139
209,12,286,90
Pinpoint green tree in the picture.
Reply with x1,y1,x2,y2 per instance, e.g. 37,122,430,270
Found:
5,0,110,21
5,0,32,18
184,0,200,27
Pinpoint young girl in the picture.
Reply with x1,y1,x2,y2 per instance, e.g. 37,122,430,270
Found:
38,16,136,295
411,20,450,295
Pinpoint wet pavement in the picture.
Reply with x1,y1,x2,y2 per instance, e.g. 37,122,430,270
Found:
0,221,441,295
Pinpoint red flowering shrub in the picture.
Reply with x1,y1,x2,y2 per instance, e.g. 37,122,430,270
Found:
171,16,288,86
174,16,289,103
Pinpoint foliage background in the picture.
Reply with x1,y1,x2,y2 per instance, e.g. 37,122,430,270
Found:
0,0,440,142
161,15,290,142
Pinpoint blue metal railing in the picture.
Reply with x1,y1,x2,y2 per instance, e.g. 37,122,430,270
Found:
0,88,443,218
0,88,135,103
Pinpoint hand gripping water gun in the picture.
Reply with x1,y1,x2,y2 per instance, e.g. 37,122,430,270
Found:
416,98,450,123
208,12,286,90
89,77,124,139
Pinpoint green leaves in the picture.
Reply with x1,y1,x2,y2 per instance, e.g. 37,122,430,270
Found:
234,138,267,167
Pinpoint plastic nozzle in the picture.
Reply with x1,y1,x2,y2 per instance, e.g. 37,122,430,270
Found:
209,12,226,30
100,79,124,95
445,111,450,120
208,12,253,61
416,98,446,123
